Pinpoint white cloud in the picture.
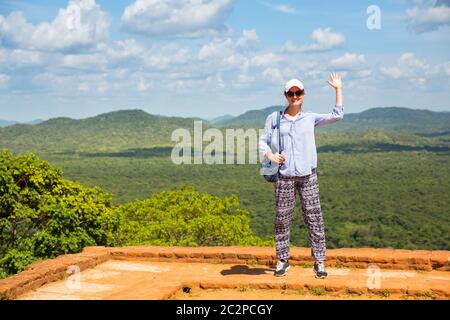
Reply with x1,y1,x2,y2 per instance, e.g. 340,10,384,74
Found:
0,2,279,97
221,54,247,70
443,61,450,76
97,81,108,93
261,1,298,15
234,60,254,87
121,0,234,38
205,72,226,89
144,44,191,70
329,53,366,70
78,83,90,92
198,29,260,63
236,72,254,87
410,77,427,87
356,69,372,78
0,74,11,87
196,30,279,78
380,66,404,79
398,52,429,70
236,29,260,50
377,53,450,91
198,38,234,60
32,72,67,87
31,71,111,95
137,77,152,92
250,53,282,68
8,49,49,67
281,40,297,53
0,0,110,52
0,47,5,60
262,67,285,84
406,1,450,33
104,39,145,63
62,53,108,70
0,11,34,48
380,53,429,79
283,28,345,53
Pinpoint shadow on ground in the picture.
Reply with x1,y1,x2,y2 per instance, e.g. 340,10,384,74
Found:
220,265,273,276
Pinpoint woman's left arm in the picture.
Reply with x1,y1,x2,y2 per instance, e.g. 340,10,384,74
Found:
314,72,344,127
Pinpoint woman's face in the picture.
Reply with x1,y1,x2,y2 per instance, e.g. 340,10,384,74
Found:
285,86,305,107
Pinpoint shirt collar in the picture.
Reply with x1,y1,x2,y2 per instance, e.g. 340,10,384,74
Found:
282,108,303,121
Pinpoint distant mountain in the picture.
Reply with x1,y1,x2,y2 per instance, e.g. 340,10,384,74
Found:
0,109,210,154
1,107,449,154
214,106,450,134
0,120,18,127
0,119,44,127
319,107,450,134
214,105,282,127
208,114,235,124
27,119,44,125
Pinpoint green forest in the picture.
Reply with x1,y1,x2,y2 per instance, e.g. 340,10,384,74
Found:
0,106,449,278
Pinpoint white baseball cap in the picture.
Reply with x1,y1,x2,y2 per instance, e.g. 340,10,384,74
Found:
284,78,305,92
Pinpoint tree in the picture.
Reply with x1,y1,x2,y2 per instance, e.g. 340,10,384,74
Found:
0,150,116,276
113,185,271,247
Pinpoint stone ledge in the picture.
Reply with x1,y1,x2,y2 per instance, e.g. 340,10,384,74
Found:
1,246,449,300
109,246,448,271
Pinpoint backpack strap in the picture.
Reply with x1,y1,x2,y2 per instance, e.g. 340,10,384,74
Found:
267,110,283,152
277,110,282,153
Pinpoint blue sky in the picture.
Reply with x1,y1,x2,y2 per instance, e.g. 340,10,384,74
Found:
0,0,449,122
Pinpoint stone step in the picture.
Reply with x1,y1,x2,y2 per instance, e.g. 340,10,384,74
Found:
1,246,449,300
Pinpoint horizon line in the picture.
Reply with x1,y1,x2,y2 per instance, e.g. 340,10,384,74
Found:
1,105,450,124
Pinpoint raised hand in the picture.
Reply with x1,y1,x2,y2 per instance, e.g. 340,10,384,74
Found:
327,72,343,90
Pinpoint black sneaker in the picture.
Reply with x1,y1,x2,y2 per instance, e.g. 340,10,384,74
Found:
313,262,328,279
274,260,290,277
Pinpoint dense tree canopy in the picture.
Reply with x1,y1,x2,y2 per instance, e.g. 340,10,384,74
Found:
113,185,271,247
0,150,117,277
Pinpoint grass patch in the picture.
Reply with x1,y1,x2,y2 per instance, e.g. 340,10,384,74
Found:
379,289,391,298
187,292,201,298
421,291,435,299
237,285,251,292
344,288,363,296
296,288,308,295
299,263,312,268
310,287,327,296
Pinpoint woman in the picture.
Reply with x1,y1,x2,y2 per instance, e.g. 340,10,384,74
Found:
259,72,344,279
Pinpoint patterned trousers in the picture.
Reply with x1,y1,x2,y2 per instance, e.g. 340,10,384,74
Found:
274,169,326,263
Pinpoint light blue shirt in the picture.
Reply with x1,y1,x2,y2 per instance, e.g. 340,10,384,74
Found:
259,105,344,177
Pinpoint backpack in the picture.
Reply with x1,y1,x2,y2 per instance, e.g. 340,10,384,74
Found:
260,110,283,182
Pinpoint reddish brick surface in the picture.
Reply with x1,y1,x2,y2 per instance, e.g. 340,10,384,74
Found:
408,250,432,267
392,249,412,265
372,248,396,264
324,277,367,293
407,281,434,296
430,251,450,270
2,246,450,300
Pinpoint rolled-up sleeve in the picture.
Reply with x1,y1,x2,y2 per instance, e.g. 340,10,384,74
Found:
259,113,274,160
314,105,344,127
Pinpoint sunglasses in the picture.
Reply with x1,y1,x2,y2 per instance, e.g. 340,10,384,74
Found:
286,89,304,97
